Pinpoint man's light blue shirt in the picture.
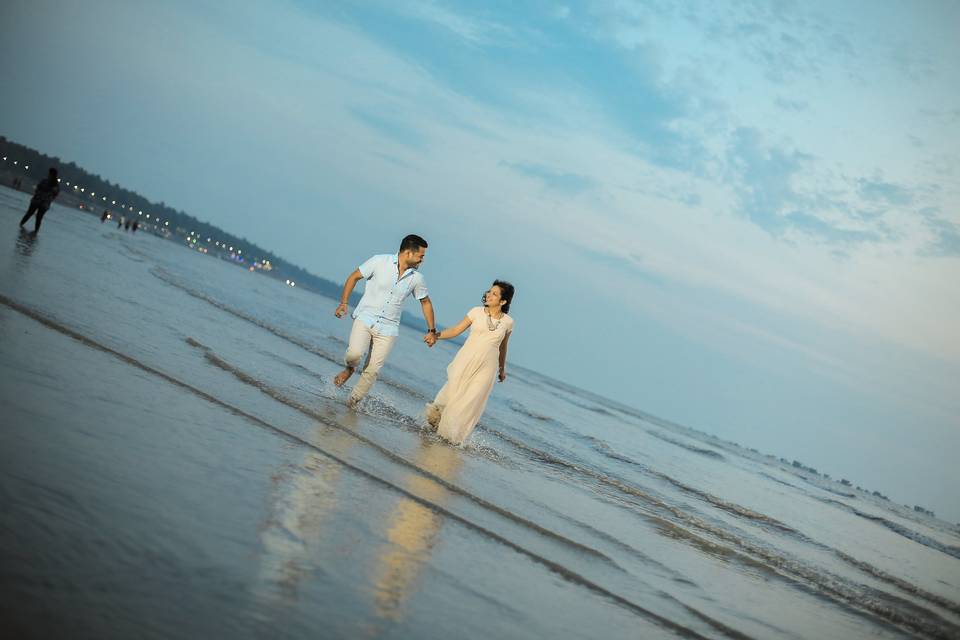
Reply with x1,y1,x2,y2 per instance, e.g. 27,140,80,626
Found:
352,253,428,337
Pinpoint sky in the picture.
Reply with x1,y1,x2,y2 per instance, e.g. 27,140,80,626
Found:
2,0,958,521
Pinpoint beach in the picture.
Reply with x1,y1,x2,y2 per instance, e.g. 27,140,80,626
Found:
1,188,959,640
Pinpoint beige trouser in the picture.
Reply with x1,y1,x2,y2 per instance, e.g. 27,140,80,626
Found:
345,318,396,402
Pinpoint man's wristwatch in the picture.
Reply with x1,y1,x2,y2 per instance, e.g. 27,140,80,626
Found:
429,328,440,336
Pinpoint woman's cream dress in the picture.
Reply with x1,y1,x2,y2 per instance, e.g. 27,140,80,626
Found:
426,306,513,445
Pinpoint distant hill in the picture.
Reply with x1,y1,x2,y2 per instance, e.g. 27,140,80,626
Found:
1,134,431,333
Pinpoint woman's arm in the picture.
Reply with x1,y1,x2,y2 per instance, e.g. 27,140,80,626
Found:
498,331,511,382
438,314,472,340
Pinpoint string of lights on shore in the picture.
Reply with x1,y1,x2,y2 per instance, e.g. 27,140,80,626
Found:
2,155,294,286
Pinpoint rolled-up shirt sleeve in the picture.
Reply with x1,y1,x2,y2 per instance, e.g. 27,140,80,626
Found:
413,275,429,300
358,255,379,279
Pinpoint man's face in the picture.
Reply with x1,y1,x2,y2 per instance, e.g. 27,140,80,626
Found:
405,246,426,268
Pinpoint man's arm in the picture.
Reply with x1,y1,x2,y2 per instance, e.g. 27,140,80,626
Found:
427,313,472,347
334,269,364,317
420,297,438,345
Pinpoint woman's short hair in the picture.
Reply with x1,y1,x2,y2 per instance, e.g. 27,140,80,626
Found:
492,280,515,314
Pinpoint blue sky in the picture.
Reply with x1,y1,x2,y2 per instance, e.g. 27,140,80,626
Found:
2,0,958,520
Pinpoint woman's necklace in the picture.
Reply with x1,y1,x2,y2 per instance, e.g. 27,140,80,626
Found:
485,309,502,331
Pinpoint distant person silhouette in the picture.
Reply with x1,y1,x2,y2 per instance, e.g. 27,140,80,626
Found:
19,168,60,233
124,218,131,231
101,209,109,223
132,220,139,233
118,216,124,229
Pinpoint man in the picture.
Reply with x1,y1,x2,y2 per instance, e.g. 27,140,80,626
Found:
333,234,439,406
19,168,60,233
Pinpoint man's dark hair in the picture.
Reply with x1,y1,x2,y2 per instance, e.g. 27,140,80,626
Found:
48,167,58,178
492,280,515,314
399,234,428,253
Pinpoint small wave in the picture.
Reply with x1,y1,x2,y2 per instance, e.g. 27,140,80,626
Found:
460,436,509,464
599,449,642,466
481,418,960,638
652,473,800,535
537,501,689,578
647,430,725,459
836,551,960,617
153,267,429,400
485,424,797,534
813,494,960,563
153,267,343,362
758,472,803,490
359,395,422,428
821,485,857,499
254,350,326,384
506,400,554,422
851,505,960,561
117,244,148,263
585,436,643,467
541,387,613,416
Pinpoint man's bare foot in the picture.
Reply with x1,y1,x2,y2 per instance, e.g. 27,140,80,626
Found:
347,395,360,409
334,368,354,387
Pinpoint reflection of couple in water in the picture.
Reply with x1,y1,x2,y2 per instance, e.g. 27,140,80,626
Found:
333,234,514,446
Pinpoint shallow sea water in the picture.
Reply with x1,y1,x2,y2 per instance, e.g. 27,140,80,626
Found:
1,188,958,639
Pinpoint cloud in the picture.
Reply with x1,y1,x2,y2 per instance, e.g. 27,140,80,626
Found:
394,0,516,47
857,177,916,207
922,216,960,257
785,211,881,245
775,97,808,112
575,244,670,288
889,45,937,83
500,161,595,194
920,107,960,125
692,1,855,84
348,106,429,149
726,127,809,234
725,128,897,248
312,1,710,173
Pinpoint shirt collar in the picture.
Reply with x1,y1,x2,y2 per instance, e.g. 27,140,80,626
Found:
393,253,418,278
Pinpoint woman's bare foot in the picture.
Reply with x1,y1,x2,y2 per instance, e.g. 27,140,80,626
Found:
425,403,441,428
334,367,354,387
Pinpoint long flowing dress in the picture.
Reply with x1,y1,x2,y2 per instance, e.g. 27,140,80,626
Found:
426,306,513,445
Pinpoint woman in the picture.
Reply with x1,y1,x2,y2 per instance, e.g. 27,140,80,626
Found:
425,280,515,445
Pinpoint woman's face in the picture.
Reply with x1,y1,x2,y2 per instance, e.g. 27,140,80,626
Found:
483,285,505,310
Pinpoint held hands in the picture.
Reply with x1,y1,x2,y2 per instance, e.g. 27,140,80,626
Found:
423,331,438,347
334,302,348,318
